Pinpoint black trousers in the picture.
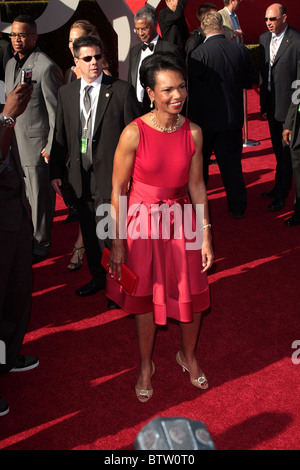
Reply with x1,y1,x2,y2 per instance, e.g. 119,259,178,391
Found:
75,167,110,284
61,167,78,216
0,213,32,373
202,128,247,216
267,112,293,198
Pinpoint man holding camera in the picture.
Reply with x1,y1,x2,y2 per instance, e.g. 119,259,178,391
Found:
5,15,63,263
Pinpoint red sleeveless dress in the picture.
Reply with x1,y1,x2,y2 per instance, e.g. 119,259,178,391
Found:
105,117,210,325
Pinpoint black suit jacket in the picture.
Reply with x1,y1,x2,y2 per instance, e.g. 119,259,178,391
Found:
284,63,300,149
284,62,300,203
185,27,205,57
187,34,252,132
50,73,141,199
127,37,180,112
259,26,300,122
158,0,189,56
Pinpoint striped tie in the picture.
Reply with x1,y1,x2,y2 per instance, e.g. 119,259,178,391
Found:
270,36,278,66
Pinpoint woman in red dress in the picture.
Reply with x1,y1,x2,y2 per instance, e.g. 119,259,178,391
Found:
106,52,214,402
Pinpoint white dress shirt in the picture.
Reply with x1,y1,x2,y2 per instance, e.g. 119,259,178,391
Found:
80,72,103,136
269,26,287,64
136,34,159,102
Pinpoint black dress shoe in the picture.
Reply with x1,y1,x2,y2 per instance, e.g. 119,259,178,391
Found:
268,196,285,211
107,299,120,310
229,210,244,219
32,254,47,265
10,355,39,372
262,188,277,199
75,280,105,297
0,396,9,417
284,214,300,226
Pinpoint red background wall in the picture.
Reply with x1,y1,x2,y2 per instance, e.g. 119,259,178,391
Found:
126,0,300,44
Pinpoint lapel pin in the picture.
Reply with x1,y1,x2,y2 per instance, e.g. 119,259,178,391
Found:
106,93,110,98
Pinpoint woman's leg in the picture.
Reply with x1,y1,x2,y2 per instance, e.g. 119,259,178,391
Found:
135,312,157,390
179,312,205,381
67,226,85,269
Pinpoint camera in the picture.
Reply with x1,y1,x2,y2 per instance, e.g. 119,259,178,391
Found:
21,68,32,84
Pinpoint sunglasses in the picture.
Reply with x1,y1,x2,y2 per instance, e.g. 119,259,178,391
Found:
264,16,280,21
9,33,35,39
78,54,102,62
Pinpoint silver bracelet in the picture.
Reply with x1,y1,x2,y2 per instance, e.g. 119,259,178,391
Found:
202,224,212,230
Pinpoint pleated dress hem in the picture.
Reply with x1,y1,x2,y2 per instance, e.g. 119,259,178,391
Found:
105,276,210,326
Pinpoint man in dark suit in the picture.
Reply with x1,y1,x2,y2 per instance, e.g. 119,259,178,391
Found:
282,66,300,226
0,83,39,417
188,11,252,218
158,0,189,57
50,35,141,302
259,3,300,211
128,5,180,113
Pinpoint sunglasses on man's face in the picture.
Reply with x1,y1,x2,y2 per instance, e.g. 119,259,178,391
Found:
78,54,102,62
264,16,280,21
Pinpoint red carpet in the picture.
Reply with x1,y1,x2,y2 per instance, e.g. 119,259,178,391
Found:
0,89,299,450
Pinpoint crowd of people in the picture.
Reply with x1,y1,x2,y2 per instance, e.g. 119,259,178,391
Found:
0,0,299,415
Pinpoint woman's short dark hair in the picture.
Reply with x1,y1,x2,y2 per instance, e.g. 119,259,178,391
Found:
73,35,103,58
140,51,187,90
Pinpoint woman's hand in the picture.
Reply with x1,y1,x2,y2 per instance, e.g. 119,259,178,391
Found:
201,237,214,273
108,241,126,280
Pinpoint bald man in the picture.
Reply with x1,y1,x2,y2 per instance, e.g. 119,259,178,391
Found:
259,3,300,211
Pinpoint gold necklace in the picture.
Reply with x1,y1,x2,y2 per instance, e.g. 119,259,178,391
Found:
150,111,180,133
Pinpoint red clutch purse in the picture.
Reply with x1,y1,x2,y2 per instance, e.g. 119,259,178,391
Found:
101,248,139,295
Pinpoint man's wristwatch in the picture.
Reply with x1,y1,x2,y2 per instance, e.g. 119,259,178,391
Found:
0,114,16,128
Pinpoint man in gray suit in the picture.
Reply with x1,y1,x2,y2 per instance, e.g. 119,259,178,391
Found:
5,15,63,263
219,0,243,43
128,6,180,113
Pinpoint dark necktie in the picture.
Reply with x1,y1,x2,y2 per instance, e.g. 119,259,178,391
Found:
81,85,93,170
142,43,154,51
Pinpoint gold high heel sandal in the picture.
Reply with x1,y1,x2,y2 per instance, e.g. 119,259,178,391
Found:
135,361,155,403
176,351,208,390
